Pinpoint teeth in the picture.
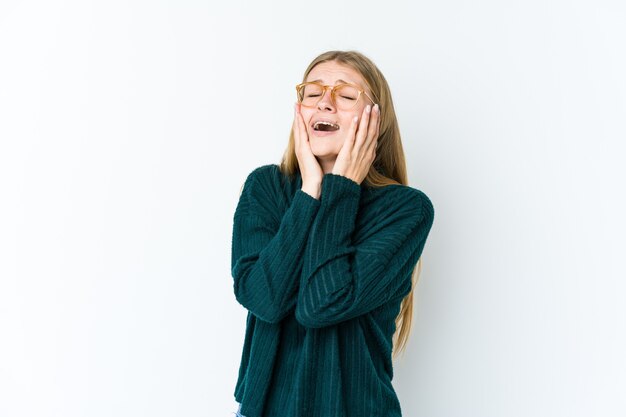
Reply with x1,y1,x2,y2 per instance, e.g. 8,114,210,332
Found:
313,121,340,130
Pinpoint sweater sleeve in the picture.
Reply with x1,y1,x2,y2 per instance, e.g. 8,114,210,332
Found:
231,166,321,324
295,173,434,328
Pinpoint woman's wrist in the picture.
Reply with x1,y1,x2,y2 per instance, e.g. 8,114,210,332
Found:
301,182,321,200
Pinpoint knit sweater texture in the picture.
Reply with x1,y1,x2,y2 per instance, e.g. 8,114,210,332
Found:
231,163,434,417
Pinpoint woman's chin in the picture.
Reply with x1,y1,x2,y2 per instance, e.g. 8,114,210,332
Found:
310,145,340,159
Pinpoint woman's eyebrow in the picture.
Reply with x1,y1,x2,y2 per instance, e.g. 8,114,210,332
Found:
309,78,353,85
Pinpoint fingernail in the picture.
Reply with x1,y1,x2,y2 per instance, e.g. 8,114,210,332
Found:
374,104,379,112
353,116,358,124
366,105,371,113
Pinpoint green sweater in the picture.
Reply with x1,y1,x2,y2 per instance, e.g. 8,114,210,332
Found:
231,164,434,417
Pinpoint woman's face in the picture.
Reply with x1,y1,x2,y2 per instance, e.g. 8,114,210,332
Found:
299,61,374,160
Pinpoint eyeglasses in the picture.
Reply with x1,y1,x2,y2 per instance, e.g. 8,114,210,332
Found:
295,81,376,111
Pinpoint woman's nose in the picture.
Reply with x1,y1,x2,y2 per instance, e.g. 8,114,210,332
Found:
317,88,335,111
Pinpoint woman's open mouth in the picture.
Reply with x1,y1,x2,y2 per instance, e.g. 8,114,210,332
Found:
311,120,340,136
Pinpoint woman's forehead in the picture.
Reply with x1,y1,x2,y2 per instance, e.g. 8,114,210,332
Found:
306,62,365,86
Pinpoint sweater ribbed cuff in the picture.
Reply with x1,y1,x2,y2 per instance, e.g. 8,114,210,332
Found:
321,173,362,201
293,188,321,214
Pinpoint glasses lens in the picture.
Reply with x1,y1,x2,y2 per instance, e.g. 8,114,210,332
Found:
333,85,360,110
298,83,324,106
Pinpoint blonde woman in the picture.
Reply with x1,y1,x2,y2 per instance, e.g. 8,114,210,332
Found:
231,50,434,417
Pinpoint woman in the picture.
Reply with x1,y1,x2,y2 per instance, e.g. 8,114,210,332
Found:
231,50,434,417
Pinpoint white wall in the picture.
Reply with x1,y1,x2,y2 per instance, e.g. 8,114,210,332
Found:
1,1,624,416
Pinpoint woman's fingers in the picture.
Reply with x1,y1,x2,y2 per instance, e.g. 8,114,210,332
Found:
294,102,308,154
353,104,372,153
294,103,324,185
366,104,380,153
294,105,313,153
293,103,300,151
345,114,359,149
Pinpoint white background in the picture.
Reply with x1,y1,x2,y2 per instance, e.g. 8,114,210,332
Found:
1,1,625,416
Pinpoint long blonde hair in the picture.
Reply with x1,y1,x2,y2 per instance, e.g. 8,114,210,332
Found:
279,50,423,359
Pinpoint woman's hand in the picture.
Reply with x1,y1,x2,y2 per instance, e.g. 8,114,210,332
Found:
293,103,323,198
331,103,380,185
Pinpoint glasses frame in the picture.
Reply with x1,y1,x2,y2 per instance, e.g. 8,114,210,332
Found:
295,81,377,110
